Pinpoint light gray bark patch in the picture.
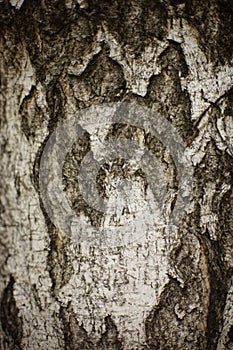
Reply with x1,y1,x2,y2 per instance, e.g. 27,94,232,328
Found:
30,107,75,294
32,158,74,295
62,131,106,228
1,0,232,348
0,276,23,350
35,201,74,294
145,233,209,349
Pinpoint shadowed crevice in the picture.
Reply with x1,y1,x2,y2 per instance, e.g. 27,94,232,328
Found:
0,276,23,350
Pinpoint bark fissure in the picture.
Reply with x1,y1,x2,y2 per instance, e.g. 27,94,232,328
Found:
0,276,23,350
0,0,232,349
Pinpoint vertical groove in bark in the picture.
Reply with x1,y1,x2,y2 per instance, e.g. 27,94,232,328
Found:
97,316,123,350
60,303,94,350
0,276,23,350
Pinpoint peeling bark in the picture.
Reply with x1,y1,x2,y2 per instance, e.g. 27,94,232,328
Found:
0,1,232,349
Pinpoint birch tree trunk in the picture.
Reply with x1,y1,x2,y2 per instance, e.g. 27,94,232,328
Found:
0,1,233,349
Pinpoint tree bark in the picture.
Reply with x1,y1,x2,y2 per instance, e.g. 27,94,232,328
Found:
0,1,233,349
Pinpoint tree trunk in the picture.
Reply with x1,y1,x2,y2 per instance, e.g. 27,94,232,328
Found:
0,1,232,349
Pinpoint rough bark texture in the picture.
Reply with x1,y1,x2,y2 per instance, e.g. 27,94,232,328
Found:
0,0,233,349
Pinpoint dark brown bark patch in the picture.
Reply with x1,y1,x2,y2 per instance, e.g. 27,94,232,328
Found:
146,41,194,140
60,303,94,350
70,48,126,106
97,315,123,350
0,276,23,350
